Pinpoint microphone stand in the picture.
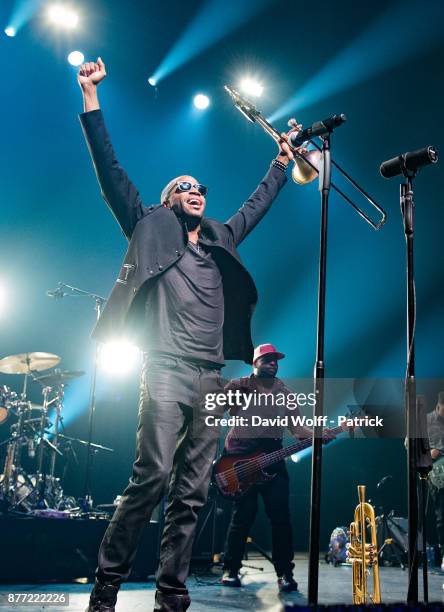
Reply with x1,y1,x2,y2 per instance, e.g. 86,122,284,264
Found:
308,134,331,605
82,293,106,511
48,283,106,511
400,174,432,604
379,150,437,604
401,174,421,605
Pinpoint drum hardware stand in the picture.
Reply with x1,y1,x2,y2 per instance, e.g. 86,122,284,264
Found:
47,283,107,511
48,384,65,479
35,384,64,508
53,410,78,490
47,430,113,455
59,437,79,489
45,431,113,510
4,385,63,511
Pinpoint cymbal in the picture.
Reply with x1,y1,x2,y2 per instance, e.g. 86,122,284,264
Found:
0,352,61,374
34,370,85,385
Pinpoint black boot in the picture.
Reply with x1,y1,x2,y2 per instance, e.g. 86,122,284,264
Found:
85,580,119,612
153,590,191,612
221,569,241,587
277,574,298,592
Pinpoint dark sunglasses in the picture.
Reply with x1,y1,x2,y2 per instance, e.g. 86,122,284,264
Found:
175,181,208,197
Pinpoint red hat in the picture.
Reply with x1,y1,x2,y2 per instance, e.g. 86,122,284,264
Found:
253,343,285,365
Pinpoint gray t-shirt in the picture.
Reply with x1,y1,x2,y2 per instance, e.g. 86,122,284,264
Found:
144,242,224,365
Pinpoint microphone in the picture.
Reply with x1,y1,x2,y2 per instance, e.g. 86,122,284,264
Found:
46,284,68,299
380,146,438,178
289,114,347,147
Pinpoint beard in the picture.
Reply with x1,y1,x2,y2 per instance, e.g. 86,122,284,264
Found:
171,202,202,230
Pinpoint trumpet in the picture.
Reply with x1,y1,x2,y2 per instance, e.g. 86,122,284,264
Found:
224,86,387,230
346,485,391,604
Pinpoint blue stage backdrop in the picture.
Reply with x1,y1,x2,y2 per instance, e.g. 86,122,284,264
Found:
1,0,443,549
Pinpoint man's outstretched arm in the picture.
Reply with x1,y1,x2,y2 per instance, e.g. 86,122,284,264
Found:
225,132,296,247
78,58,144,239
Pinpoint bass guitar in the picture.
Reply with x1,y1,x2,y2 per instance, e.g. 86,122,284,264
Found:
214,424,345,499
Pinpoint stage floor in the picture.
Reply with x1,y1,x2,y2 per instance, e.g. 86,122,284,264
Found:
0,554,443,611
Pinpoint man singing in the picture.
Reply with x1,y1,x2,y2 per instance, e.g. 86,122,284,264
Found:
77,59,296,612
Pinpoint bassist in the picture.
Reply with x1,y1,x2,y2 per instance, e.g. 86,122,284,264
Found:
221,343,336,592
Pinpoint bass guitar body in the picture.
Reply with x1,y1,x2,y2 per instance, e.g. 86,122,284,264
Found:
214,451,275,499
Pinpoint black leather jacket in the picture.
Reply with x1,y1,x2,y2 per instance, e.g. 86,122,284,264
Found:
79,110,287,363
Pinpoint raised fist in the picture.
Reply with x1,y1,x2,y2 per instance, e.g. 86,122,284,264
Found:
78,57,106,88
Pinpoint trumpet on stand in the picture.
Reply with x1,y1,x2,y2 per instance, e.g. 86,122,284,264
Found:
224,86,387,605
347,485,392,604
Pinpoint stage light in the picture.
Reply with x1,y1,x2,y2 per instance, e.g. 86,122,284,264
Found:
48,4,79,29
290,453,299,463
98,341,141,375
240,78,263,97
67,50,84,66
4,0,44,37
148,77,157,87
150,0,273,85
193,94,210,110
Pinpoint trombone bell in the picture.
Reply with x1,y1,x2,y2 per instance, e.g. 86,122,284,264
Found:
292,149,321,185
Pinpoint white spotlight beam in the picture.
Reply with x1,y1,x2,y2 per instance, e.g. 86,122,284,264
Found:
48,4,79,29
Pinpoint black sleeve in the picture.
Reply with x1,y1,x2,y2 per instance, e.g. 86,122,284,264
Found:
79,109,145,239
224,165,287,246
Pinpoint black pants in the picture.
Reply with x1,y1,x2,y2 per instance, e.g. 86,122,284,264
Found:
223,467,295,577
96,354,224,595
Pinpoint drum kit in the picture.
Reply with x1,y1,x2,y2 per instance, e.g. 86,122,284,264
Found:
0,351,110,514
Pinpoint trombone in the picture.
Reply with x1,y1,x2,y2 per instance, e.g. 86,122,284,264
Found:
224,86,387,230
